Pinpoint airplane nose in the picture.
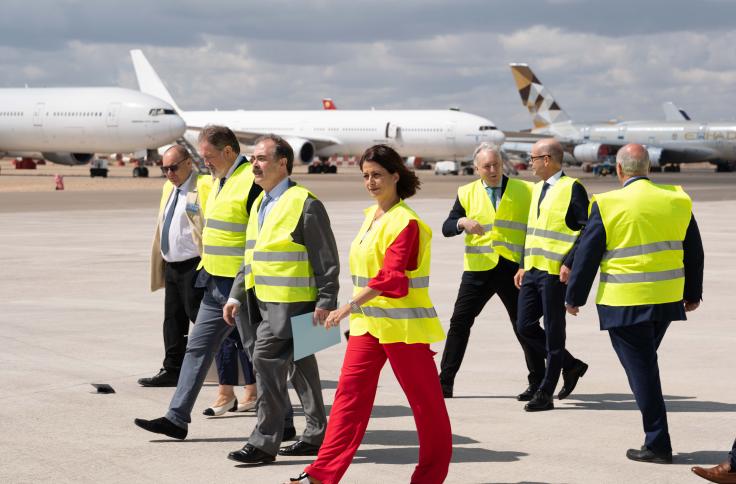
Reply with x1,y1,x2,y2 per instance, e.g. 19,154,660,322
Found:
171,113,186,139
491,129,505,145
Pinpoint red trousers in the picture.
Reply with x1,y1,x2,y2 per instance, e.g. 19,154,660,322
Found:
305,333,452,483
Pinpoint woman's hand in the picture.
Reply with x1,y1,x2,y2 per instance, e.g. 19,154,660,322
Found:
324,304,352,329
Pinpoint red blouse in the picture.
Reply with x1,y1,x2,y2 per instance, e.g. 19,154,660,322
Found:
366,220,419,299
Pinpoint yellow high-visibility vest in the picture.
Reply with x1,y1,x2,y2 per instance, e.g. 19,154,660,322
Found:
199,161,255,277
457,178,532,270
524,176,581,275
243,185,317,303
349,200,445,344
595,179,692,306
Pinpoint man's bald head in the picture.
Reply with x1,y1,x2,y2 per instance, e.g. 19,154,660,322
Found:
529,138,564,181
616,144,650,176
534,138,564,165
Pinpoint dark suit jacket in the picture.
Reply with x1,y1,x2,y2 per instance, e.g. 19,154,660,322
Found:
565,178,704,330
230,179,340,339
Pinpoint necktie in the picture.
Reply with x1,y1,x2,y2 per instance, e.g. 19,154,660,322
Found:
161,189,180,255
489,186,498,210
537,182,550,216
258,194,273,230
217,177,226,195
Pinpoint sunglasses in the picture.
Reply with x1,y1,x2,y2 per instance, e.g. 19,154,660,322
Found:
160,158,188,173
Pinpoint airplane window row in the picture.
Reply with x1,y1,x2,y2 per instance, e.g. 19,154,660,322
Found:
51,112,103,117
342,128,378,132
403,128,442,132
479,126,497,130
149,108,177,116
0,112,23,116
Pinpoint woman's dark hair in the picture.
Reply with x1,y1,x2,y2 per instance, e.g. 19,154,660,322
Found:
359,144,421,199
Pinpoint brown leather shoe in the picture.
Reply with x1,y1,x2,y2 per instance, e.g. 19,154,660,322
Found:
692,461,736,483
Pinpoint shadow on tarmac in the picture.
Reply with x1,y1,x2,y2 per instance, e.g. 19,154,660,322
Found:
674,450,732,466
354,446,527,465
361,429,478,446
559,393,736,412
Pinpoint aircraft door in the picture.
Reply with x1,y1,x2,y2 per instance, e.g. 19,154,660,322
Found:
445,122,456,154
106,103,121,127
697,125,706,140
33,103,45,127
582,125,590,140
617,125,627,140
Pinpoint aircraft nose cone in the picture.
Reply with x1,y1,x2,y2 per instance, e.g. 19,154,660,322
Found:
171,114,186,139
492,129,505,145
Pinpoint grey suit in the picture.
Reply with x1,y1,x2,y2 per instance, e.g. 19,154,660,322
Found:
230,185,339,456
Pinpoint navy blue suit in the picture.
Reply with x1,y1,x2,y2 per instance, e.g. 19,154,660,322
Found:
516,176,589,394
566,177,704,453
439,176,546,390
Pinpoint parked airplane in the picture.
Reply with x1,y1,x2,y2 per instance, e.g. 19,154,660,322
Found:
0,87,185,169
131,50,505,165
510,63,736,172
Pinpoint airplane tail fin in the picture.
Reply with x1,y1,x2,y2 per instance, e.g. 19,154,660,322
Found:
509,63,570,129
130,49,182,113
662,101,691,121
322,98,337,110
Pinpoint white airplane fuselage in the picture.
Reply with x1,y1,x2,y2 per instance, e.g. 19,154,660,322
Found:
0,88,185,161
182,109,504,161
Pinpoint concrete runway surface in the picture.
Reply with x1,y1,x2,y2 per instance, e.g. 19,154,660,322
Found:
1,166,735,483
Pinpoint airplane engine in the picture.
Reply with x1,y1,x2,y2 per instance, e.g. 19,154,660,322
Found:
283,137,315,164
646,147,662,168
572,143,613,164
41,152,95,166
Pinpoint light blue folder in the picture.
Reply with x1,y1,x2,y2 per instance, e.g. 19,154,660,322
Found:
291,312,342,361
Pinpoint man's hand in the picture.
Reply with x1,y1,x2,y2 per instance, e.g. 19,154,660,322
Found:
223,302,239,326
459,217,485,236
565,304,579,316
514,268,525,289
559,265,571,284
684,300,700,312
313,308,330,326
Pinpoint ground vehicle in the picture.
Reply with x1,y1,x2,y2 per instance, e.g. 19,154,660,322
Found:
434,160,459,175
593,161,615,177
90,159,108,178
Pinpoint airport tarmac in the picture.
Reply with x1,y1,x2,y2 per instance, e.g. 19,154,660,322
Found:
1,165,735,483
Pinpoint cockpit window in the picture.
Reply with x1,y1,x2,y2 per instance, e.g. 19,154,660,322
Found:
149,108,178,116
479,125,497,131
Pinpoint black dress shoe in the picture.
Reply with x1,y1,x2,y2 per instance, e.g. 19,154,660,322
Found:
626,445,673,464
228,443,276,464
524,389,554,412
441,384,453,398
517,385,537,401
134,417,187,440
558,360,588,399
137,369,179,387
283,426,297,441
278,440,321,456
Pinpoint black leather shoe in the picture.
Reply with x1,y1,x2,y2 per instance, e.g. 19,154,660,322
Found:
517,385,537,401
283,426,297,441
524,389,554,411
558,360,588,399
441,384,453,398
137,369,179,387
278,440,321,456
228,443,276,464
134,417,187,440
626,445,673,464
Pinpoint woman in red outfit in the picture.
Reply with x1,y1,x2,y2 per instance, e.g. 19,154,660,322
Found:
287,145,452,484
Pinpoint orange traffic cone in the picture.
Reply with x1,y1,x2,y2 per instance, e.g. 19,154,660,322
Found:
54,174,64,191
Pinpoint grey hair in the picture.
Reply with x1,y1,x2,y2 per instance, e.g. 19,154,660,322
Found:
198,125,240,154
616,146,650,176
473,142,502,163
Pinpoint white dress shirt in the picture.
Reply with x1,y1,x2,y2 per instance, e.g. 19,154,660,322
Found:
161,171,199,262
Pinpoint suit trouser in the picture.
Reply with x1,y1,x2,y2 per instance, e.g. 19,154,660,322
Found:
247,318,326,456
439,257,546,389
516,268,578,394
165,288,233,429
305,333,452,484
162,257,204,373
731,438,736,468
215,326,256,386
608,320,671,453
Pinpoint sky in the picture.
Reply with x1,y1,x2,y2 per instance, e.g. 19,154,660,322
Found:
2,0,735,130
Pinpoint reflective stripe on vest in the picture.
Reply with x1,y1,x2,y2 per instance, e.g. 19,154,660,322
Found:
348,200,444,344
243,185,317,302
199,162,255,277
456,178,532,270
352,275,430,289
523,176,580,275
595,179,691,306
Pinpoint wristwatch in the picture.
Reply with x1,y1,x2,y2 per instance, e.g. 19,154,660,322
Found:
349,300,363,314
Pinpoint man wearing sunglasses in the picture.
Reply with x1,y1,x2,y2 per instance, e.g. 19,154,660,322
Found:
139,144,213,387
